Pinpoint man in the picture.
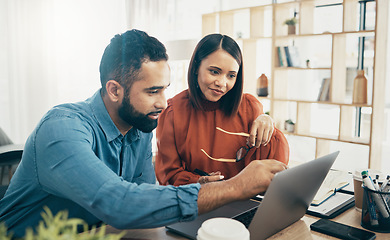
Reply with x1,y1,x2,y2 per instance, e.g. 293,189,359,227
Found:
0,29,286,238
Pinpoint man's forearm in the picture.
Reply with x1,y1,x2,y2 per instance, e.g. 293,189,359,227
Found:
197,179,240,214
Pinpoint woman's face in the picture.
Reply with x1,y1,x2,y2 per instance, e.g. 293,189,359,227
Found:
197,49,239,102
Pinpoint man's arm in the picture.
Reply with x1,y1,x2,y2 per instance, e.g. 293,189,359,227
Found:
197,159,286,214
34,116,200,229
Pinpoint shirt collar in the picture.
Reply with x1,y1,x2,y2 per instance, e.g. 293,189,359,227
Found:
89,90,121,142
89,89,141,143
199,96,220,111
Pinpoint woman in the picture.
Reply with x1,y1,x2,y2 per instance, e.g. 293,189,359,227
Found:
156,34,289,186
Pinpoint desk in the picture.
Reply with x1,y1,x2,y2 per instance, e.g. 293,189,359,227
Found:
105,208,389,239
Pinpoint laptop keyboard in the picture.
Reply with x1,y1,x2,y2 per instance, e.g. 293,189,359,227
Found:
232,206,259,228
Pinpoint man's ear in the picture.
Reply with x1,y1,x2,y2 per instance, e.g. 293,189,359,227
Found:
105,80,123,103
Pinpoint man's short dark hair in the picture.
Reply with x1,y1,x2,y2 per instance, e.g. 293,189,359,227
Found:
99,29,168,95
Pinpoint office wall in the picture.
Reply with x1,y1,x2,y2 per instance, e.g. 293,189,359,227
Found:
0,0,389,170
0,0,128,143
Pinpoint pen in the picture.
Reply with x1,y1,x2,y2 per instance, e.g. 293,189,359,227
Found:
194,168,210,176
381,175,390,202
364,188,379,226
374,175,380,190
373,179,380,191
362,171,390,218
380,175,389,192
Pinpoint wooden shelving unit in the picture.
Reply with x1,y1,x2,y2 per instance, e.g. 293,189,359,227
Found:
202,0,388,169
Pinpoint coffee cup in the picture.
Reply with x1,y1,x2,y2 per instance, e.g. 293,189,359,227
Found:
197,217,249,240
353,170,364,211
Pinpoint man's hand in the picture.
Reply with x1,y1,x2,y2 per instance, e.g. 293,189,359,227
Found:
249,114,274,147
228,160,286,200
197,160,286,214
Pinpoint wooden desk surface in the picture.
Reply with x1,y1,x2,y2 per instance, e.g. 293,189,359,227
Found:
106,208,389,240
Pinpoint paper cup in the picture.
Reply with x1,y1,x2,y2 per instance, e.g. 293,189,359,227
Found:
353,170,364,211
197,218,249,240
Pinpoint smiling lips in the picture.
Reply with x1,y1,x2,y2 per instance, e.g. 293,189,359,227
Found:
210,88,224,96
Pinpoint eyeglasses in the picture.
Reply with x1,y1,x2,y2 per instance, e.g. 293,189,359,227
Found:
236,144,254,162
201,127,252,163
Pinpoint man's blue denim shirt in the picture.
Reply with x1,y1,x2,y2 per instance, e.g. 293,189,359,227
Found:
0,90,200,238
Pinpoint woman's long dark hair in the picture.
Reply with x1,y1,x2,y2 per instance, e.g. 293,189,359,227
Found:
187,34,243,116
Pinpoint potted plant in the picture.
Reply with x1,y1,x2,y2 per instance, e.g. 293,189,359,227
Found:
306,59,311,68
284,17,297,35
0,207,126,239
284,119,295,133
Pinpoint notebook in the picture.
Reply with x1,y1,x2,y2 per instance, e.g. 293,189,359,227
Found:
311,169,350,206
166,151,340,240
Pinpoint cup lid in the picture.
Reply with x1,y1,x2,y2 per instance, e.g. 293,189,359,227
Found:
197,218,249,240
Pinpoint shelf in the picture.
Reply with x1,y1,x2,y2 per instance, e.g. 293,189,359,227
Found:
204,0,388,168
271,98,372,108
274,67,331,70
282,131,370,146
275,30,375,39
236,37,273,41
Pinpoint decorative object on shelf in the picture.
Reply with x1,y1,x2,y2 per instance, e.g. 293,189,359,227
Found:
286,45,301,67
317,78,331,101
283,17,297,35
284,119,295,133
306,59,310,68
277,46,287,67
256,74,269,97
277,45,300,67
352,70,368,104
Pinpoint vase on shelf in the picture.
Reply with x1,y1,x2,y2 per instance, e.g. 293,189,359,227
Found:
257,74,269,97
352,70,367,104
288,25,296,35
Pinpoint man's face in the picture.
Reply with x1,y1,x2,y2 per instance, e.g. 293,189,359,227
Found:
118,60,170,133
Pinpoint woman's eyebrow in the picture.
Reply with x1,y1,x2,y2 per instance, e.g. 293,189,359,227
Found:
209,66,237,73
209,65,221,70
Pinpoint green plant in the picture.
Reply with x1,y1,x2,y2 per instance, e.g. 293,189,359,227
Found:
0,222,13,240
285,119,295,125
1,207,126,240
283,17,297,26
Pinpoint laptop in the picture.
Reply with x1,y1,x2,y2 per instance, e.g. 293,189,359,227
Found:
166,151,340,240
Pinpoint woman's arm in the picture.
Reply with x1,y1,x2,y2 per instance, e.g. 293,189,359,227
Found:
244,94,289,164
258,128,290,165
249,113,275,147
155,105,200,186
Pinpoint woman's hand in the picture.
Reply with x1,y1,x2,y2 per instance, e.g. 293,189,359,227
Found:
197,171,224,184
248,114,274,148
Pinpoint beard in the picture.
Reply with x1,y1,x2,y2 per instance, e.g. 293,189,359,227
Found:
118,95,158,133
